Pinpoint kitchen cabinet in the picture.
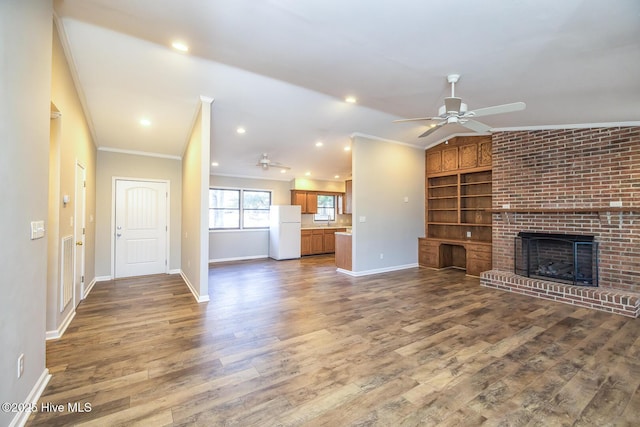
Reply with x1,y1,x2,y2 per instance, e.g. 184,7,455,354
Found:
301,230,312,255
290,190,318,214
344,180,352,214
301,228,346,255
311,229,324,254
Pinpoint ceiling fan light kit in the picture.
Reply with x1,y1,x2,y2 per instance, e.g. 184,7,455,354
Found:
394,74,526,138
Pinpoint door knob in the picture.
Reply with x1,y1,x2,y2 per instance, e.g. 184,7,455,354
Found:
76,241,83,246
116,233,122,237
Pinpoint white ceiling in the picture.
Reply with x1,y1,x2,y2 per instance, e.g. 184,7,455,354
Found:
54,0,640,182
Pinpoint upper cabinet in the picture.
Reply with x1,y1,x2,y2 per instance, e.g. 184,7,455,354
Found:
291,190,318,214
344,180,352,214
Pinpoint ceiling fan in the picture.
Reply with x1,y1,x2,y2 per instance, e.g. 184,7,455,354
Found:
394,74,526,138
256,153,290,170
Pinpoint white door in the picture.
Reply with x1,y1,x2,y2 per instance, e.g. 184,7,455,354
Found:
115,180,168,278
74,163,86,305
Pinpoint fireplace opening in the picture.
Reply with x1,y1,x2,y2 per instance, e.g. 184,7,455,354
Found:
515,232,598,286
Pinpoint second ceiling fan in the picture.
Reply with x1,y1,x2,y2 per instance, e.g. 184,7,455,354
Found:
394,74,526,138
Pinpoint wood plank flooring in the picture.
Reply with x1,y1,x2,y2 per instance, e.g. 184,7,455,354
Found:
27,255,640,426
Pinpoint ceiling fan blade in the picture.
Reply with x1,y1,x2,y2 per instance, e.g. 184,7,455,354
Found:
393,117,442,123
418,121,447,138
470,101,526,118
444,97,462,113
270,162,291,170
460,119,492,133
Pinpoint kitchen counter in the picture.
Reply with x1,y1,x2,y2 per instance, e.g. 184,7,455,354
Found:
301,226,351,230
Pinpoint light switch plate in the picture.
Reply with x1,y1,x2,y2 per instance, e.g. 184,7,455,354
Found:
30,220,45,240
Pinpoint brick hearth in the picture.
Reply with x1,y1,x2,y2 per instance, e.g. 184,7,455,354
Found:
481,270,640,317
481,126,640,317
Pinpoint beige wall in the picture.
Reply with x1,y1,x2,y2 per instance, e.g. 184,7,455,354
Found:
95,150,182,277
0,2,53,425
181,97,212,301
49,20,97,335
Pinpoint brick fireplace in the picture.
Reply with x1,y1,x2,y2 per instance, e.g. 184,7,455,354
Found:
480,126,640,317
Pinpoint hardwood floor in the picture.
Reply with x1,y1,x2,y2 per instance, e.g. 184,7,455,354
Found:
28,255,640,426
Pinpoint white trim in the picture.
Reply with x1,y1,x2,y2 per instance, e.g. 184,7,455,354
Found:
210,172,294,182
8,369,51,427
98,146,182,161
350,132,420,148
168,268,181,274
111,178,171,279
339,263,418,277
83,277,97,298
95,275,112,282
491,121,640,132
180,270,210,303
209,255,268,263
46,310,75,341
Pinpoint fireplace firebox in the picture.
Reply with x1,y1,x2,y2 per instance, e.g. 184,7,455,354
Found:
515,232,598,286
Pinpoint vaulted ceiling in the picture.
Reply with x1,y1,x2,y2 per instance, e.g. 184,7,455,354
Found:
54,0,640,181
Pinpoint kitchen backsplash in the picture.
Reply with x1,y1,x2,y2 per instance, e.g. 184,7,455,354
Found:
301,213,352,228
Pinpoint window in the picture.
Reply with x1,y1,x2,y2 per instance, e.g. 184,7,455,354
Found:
242,190,271,228
314,194,335,222
209,188,271,230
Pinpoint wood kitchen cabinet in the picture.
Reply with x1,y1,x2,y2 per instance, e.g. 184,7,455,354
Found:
311,229,324,253
290,190,318,214
301,228,346,256
335,233,352,270
344,180,352,214
301,230,312,255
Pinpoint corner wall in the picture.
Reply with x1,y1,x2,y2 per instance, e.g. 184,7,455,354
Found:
181,97,212,301
48,18,97,337
351,135,425,274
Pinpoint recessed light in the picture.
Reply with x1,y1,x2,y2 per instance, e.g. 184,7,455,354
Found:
344,146,351,151
334,175,340,179
345,96,357,104
140,118,151,127
430,123,437,128
211,162,219,167
280,169,287,174
305,172,311,176
171,41,189,52
236,127,246,134
315,141,323,147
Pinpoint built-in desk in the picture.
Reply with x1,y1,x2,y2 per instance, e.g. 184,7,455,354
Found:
418,237,491,277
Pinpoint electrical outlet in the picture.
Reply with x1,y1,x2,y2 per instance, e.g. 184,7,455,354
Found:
17,353,24,379
379,253,384,259
466,231,472,238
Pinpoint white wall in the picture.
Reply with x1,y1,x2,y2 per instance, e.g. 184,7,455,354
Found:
209,175,291,261
95,150,182,277
351,135,425,274
0,1,53,425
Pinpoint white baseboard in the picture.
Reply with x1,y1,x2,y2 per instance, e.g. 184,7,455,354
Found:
339,263,418,277
45,309,76,341
180,270,210,303
95,275,112,282
9,368,51,427
209,254,268,263
168,268,181,274
83,277,97,299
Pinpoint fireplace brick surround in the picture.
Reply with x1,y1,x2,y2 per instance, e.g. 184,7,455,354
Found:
480,126,640,317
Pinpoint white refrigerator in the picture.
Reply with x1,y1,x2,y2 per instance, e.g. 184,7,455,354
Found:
269,205,302,260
